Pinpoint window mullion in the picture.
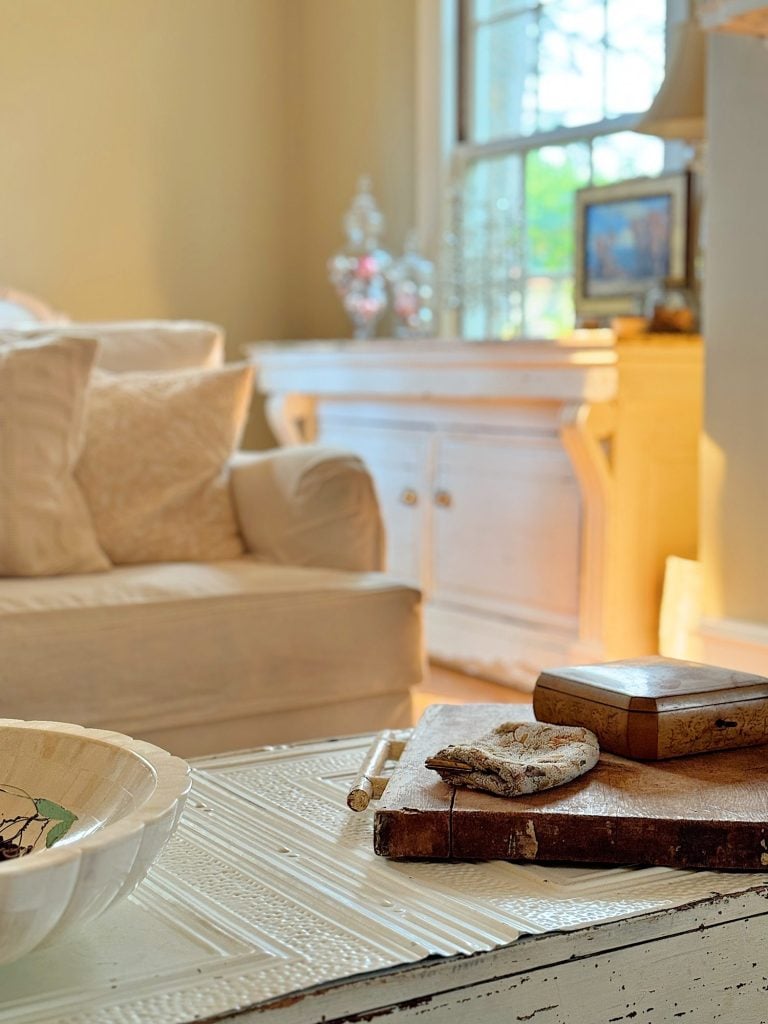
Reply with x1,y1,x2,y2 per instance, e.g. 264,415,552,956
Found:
471,6,530,30
520,153,529,336
456,113,643,162
601,0,609,121
534,3,542,136
459,0,473,143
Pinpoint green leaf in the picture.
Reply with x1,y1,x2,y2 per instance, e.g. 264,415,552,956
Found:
32,798,78,848
45,819,75,848
34,799,77,825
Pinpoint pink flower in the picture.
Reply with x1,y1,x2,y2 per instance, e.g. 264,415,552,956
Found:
356,255,379,280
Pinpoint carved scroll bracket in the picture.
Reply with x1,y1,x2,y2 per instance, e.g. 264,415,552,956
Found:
265,393,317,447
559,400,617,655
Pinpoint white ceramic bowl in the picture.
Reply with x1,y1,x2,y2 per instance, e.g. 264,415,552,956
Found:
0,719,190,964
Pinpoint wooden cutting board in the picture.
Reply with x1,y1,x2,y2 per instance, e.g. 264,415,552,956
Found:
373,703,768,870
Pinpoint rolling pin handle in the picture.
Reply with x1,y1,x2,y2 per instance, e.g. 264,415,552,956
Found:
347,730,405,812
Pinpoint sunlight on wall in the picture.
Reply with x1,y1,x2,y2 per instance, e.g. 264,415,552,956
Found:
659,555,703,661
657,432,727,664
699,431,727,622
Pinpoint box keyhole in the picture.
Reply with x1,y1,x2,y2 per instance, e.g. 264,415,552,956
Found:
715,718,737,729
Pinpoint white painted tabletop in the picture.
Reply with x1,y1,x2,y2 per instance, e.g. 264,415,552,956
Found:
0,733,766,1024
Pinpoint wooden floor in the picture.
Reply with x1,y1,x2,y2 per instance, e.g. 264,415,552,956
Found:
411,661,531,723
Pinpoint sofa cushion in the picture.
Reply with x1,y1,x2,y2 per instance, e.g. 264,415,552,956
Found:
231,448,385,572
0,335,110,576
0,559,422,742
76,363,253,565
0,320,224,373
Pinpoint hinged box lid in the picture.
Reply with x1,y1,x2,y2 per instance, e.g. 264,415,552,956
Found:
533,657,768,759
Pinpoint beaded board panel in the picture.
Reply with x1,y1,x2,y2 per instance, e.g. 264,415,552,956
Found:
0,734,765,1024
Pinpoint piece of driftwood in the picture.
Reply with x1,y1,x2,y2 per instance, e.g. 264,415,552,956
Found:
533,656,768,759
373,703,768,870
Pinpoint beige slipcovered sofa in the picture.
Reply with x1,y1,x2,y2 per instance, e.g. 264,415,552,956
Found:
0,321,422,756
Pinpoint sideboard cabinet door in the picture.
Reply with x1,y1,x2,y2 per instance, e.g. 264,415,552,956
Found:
429,433,582,633
317,421,430,588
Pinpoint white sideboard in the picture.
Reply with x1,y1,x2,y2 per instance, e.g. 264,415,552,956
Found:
249,338,702,688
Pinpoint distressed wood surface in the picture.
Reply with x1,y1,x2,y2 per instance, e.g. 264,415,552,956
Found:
373,713,454,858
375,703,768,870
269,890,768,1024
303,904,768,1024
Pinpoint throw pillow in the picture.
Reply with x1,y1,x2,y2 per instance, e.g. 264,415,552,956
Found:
0,336,111,576
0,320,224,373
76,363,253,565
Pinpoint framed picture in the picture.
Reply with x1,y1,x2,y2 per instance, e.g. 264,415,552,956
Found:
574,172,691,320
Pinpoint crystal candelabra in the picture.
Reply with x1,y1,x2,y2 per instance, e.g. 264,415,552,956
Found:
387,231,436,339
439,184,525,339
328,176,391,340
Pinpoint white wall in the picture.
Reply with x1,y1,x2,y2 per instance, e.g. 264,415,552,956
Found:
700,32,768,628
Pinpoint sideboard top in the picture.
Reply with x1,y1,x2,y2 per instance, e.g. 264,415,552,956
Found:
248,336,618,364
246,336,701,404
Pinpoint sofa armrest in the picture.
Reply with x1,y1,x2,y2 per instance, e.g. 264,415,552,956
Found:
230,446,385,572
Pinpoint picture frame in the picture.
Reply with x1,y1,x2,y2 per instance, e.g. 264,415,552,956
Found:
574,172,691,320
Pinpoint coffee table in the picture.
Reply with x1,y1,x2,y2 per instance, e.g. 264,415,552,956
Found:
0,732,767,1023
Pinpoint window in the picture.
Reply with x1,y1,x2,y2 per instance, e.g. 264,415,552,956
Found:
450,0,671,338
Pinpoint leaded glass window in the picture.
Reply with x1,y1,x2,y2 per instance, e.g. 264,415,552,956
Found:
451,0,670,337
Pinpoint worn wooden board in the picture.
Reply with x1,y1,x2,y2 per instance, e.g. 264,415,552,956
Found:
373,703,768,870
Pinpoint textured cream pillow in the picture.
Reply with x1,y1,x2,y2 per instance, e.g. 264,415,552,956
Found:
0,336,110,576
0,320,224,373
76,363,253,565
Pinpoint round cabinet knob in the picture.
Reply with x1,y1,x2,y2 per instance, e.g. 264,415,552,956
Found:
434,489,453,508
399,488,419,507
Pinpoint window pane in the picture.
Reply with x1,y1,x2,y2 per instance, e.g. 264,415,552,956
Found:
525,143,590,277
458,0,670,338
471,14,538,142
605,0,666,117
538,0,605,129
465,154,524,220
467,0,666,140
460,156,524,339
592,132,665,185
525,277,574,338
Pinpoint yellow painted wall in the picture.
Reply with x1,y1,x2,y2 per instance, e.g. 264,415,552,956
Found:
0,0,417,443
285,0,417,341
701,33,768,624
0,0,291,356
